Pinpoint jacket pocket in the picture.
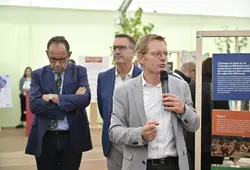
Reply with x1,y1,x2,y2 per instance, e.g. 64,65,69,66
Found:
123,149,134,161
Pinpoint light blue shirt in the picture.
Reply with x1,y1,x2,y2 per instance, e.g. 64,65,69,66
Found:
54,72,69,130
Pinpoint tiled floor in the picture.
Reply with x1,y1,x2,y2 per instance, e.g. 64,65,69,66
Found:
0,128,107,170
1,128,249,170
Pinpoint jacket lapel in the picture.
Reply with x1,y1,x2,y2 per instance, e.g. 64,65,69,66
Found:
109,67,115,97
45,66,57,93
105,67,115,113
62,64,72,94
168,77,178,133
132,65,142,78
132,76,147,125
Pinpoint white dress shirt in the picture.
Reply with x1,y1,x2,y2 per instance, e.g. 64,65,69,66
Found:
114,64,134,89
55,72,69,130
142,73,177,159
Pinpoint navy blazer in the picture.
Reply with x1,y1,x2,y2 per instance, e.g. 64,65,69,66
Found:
25,63,93,157
97,65,142,156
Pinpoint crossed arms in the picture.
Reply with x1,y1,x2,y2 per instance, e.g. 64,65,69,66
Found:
29,67,91,120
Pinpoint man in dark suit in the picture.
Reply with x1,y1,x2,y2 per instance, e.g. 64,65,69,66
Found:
97,34,142,170
25,36,92,170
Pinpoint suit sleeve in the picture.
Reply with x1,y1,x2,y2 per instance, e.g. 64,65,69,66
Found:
97,73,103,119
29,71,64,120
109,88,144,147
58,66,91,110
178,82,200,132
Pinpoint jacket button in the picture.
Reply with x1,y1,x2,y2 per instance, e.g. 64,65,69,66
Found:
142,161,145,164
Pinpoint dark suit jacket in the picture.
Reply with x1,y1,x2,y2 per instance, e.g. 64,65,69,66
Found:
25,63,93,157
97,65,142,156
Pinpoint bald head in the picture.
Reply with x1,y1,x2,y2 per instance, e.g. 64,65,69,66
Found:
180,61,196,80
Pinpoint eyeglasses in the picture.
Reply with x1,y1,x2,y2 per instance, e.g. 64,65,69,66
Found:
49,57,68,63
110,45,133,52
144,51,171,59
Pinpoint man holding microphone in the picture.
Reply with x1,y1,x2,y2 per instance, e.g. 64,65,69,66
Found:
109,34,200,170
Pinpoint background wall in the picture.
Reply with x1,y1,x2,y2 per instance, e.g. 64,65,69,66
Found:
0,5,250,127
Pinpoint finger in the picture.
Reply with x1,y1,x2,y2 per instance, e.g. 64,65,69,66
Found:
144,127,157,136
162,96,178,102
149,128,157,135
77,91,86,94
148,133,157,140
147,120,159,126
162,93,177,98
146,124,157,131
162,101,177,107
77,92,84,94
77,89,86,92
164,106,178,112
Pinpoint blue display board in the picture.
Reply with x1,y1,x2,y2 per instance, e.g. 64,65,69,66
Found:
212,53,250,100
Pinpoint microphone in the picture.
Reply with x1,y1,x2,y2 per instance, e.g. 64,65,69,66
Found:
160,70,169,93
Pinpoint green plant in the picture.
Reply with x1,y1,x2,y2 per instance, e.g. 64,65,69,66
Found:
215,37,248,53
115,8,155,42
112,8,155,65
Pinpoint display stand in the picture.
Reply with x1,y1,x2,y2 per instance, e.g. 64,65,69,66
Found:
195,30,250,170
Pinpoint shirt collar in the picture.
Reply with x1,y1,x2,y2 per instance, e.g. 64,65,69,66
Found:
53,71,65,77
115,64,134,77
141,72,161,87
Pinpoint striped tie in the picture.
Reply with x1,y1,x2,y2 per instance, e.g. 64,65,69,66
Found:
49,73,62,130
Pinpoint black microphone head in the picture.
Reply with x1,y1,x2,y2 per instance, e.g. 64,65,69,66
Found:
160,70,168,81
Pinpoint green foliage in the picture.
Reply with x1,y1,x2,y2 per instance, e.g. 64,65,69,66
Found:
115,8,155,42
215,26,248,53
112,8,155,65
238,37,248,52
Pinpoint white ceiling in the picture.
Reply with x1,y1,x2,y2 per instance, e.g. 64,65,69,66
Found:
0,0,124,10
0,0,250,17
128,0,250,17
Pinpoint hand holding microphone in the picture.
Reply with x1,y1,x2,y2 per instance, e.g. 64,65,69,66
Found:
162,93,185,114
160,70,185,115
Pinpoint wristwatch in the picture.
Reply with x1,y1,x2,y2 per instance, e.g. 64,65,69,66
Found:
47,94,54,102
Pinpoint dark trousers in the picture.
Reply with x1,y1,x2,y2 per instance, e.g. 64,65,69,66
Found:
35,131,82,170
201,152,224,170
188,150,195,170
146,160,179,170
19,93,26,121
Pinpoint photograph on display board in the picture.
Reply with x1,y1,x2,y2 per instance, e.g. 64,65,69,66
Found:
211,109,250,167
211,136,250,158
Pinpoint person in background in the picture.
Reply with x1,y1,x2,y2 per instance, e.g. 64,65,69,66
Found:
25,36,92,170
172,61,196,83
16,67,32,128
97,34,142,170
69,59,76,64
